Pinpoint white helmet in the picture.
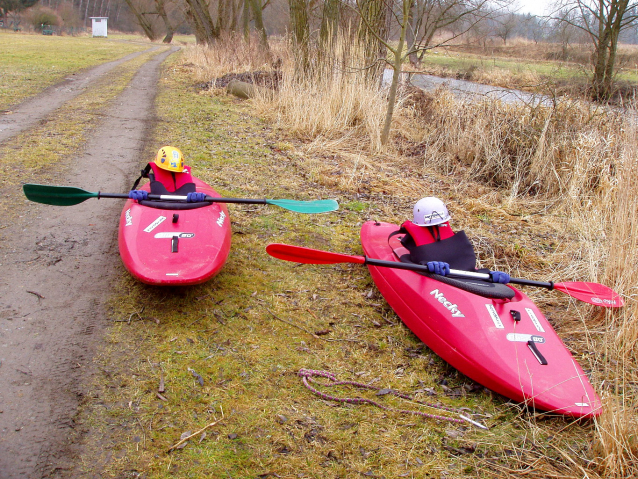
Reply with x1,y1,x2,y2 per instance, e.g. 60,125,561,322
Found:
413,197,451,226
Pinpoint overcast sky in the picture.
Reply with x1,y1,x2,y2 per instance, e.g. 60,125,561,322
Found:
516,0,555,16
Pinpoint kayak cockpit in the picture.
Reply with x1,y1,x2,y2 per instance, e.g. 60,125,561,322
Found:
390,234,515,300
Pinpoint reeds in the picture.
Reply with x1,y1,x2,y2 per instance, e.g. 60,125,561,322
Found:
589,121,638,478
400,90,624,204
181,33,282,83
251,35,386,153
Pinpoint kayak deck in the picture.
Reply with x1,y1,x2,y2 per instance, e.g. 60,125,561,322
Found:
118,177,231,285
361,221,601,418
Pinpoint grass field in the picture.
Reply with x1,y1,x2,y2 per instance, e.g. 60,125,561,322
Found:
0,30,150,110
75,63,532,477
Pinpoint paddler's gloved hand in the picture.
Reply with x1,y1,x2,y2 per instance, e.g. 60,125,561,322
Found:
129,190,148,201
490,271,510,284
187,192,206,202
427,261,450,276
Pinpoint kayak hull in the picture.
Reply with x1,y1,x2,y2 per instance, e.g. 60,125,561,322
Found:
118,178,231,285
361,221,601,418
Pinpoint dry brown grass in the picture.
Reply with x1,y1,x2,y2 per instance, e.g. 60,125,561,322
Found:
181,33,284,83
251,38,387,153
399,89,625,205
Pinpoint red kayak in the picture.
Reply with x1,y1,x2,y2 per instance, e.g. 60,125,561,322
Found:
360,221,601,418
118,177,231,285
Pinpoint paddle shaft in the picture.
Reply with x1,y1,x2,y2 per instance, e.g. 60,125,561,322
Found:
266,244,622,307
98,192,267,204
364,257,554,289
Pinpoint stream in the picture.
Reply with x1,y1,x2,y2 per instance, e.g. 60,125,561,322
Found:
383,69,551,106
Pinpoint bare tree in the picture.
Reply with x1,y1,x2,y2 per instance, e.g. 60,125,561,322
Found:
494,10,516,43
249,0,270,52
123,0,160,39
358,0,392,80
154,0,175,42
319,0,341,48
555,0,638,100
183,0,219,44
356,0,508,144
289,0,310,71
406,0,498,65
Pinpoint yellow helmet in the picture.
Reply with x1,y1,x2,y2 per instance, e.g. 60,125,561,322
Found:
155,146,184,172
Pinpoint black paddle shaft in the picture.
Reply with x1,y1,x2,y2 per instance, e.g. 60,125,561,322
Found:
364,257,554,289
97,192,267,205
507,278,554,290
365,257,431,273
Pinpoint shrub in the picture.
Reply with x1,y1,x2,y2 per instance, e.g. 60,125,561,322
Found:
26,7,62,30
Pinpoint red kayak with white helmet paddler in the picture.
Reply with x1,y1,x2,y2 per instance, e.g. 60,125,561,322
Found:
361,197,602,417
267,197,623,417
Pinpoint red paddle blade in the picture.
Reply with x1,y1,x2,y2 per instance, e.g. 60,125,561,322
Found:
266,243,366,265
554,281,624,308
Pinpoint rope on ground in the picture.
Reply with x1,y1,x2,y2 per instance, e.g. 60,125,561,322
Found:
298,368,488,429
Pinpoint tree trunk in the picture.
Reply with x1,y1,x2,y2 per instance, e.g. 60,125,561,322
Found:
183,0,219,45
289,0,310,72
357,0,387,81
406,0,418,66
381,0,411,145
155,0,174,43
217,0,228,33
84,0,90,27
250,0,269,52
319,0,340,48
242,0,250,40
123,0,158,41
589,0,631,101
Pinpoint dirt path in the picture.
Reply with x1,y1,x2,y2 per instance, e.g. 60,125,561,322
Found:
0,45,178,478
0,46,160,143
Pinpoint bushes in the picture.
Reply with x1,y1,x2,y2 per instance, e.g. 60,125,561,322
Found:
25,7,61,31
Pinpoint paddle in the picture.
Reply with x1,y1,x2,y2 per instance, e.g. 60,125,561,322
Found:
266,243,624,308
22,184,338,214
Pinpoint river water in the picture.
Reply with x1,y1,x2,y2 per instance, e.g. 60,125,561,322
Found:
383,69,551,106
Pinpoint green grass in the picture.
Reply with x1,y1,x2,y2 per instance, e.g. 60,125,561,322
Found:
0,30,150,110
423,50,588,80
414,46,638,90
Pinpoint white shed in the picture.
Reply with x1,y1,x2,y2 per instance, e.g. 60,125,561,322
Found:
90,17,108,37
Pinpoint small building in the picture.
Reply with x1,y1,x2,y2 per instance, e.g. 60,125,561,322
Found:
90,17,108,37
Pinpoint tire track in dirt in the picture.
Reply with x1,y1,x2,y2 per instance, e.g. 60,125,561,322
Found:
0,45,178,478
0,46,160,144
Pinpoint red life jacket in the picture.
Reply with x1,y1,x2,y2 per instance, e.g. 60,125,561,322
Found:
401,220,454,246
149,162,194,193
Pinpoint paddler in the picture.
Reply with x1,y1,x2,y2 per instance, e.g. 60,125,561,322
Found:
399,197,510,283
128,146,207,203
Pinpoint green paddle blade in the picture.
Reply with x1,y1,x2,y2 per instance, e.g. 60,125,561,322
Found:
266,198,338,214
23,184,99,206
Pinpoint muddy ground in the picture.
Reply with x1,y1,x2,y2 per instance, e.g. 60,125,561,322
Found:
0,46,178,478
